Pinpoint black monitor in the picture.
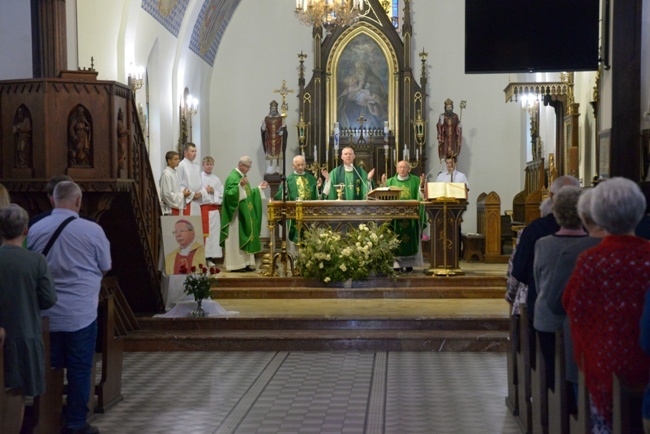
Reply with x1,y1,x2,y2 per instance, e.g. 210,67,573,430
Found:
465,0,600,74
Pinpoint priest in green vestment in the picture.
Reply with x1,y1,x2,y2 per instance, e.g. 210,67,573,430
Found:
321,147,375,200
274,155,322,244
220,156,269,272
381,160,426,273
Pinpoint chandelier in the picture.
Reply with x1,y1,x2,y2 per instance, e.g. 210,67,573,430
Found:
295,0,366,32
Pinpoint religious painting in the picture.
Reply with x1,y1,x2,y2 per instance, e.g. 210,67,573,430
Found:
335,33,389,130
598,129,610,179
161,215,206,275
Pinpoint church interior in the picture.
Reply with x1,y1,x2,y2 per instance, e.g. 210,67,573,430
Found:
1,0,650,432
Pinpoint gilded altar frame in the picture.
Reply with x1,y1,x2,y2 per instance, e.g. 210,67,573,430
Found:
297,0,428,179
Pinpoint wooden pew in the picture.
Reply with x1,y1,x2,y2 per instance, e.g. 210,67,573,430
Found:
21,316,64,434
516,305,533,434
612,373,644,434
569,362,590,434
476,191,504,262
505,312,520,416
531,332,549,433
92,293,124,413
547,330,569,434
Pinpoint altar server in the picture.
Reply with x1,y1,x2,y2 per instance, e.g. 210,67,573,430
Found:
200,156,224,264
177,142,208,215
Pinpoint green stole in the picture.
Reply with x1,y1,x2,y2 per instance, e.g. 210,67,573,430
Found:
327,165,372,200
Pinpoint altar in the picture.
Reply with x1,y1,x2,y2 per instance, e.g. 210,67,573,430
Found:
268,199,467,275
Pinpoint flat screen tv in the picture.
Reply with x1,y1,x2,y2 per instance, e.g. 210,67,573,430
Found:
465,0,600,74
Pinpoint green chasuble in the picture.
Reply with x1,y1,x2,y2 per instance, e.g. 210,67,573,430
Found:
386,174,426,257
274,171,320,243
220,169,263,253
326,165,373,200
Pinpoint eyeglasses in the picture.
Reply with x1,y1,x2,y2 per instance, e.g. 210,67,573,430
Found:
241,163,252,168
172,229,192,235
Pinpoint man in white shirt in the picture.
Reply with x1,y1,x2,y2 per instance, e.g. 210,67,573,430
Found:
200,156,224,264
159,151,190,215
176,142,207,215
436,156,469,191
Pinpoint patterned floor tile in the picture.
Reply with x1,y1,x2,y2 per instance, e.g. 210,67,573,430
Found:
91,351,520,433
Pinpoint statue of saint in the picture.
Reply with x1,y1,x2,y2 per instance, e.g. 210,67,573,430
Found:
13,106,32,168
68,106,92,167
261,100,287,175
437,98,462,160
117,109,129,172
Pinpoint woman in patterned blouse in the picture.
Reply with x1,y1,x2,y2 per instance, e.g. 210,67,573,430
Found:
563,177,650,433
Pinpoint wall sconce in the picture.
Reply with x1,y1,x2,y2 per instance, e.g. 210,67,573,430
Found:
128,64,144,95
179,93,199,144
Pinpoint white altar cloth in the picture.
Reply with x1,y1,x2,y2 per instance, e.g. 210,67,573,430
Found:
154,298,239,318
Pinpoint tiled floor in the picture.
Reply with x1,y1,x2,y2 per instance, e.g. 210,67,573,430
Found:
92,352,520,433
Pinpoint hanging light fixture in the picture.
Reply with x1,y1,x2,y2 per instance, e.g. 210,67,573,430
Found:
295,0,366,32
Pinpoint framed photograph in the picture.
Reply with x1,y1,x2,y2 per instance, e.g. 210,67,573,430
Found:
161,215,205,275
598,129,611,179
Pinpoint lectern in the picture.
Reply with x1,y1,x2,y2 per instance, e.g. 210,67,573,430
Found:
425,182,468,276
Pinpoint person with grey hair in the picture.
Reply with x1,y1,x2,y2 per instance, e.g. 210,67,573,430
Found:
220,156,269,272
0,204,57,432
511,175,580,324
540,188,606,410
27,181,111,434
532,186,586,392
563,177,650,431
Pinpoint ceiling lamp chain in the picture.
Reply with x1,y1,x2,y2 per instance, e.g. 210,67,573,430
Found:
295,0,366,32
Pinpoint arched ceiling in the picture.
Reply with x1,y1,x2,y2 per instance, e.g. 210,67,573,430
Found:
141,0,241,66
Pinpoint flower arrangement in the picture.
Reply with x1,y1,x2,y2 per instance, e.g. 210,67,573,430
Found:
181,264,220,304
296,222,400,284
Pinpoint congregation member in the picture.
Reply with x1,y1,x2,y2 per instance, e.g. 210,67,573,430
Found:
532,186,586,389
27,181,111,434
563,177,650,432
511,175,580,325
176,142,207,215
640,288,650,434
220,156,268,272
321,146,375,200
546,188,606,409
274,155,321,247
200,156,224,265
0,204,57,433
381,160,426,273
164,219,207,274
29,175,72,226
159,151,190,216
506,198,552,315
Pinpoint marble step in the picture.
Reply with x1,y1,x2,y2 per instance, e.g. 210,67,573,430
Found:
124,328,508,352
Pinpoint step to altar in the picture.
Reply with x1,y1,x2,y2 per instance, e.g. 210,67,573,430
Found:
210,275,507,299
124,328,507,352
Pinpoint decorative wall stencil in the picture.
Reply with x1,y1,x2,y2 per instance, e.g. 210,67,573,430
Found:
189,0,241,66
141,0,190,37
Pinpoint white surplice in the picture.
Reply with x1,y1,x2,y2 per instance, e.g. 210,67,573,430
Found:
201,172,224,258
177,158,207,215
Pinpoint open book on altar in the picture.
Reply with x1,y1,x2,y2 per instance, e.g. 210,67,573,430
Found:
367,186,402,200
426,182,467,200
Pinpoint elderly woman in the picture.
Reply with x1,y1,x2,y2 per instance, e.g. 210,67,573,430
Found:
545,189,607,408
563,177,650,433
533,186,586,388
0,204,57,433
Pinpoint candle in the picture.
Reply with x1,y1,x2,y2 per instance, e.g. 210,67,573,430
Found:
393,149,396,161
415,148,419,160
326,148,329,162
